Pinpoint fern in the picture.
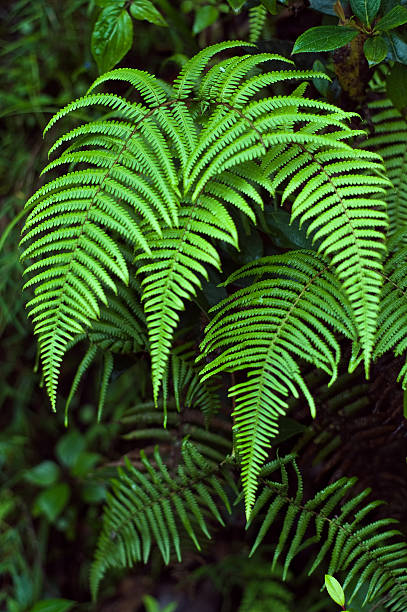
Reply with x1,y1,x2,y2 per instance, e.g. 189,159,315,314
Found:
90,441,235,598
92,448,407,610
366,97,407,244
63,258,146,421
374,247,407,387
200,251,356,513
248,456,407,611
249,5,267,43
22,42,388,413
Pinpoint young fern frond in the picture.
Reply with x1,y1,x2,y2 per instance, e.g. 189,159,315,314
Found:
200,251,356,515
248,456,407,611
366,97,407,245
90,441,235,599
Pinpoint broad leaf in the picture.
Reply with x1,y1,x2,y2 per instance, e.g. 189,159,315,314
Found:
91,6,133,73
226,0,246,11
292,26,358,54
386,62,407,113
25,461,60,487
193,6,219,34
309,0,350,15
375,5,407,31
350,0,380,25
33,483,70,522
129,0,167,26
364,35,388,63
261,0,277,13
384,31,407,63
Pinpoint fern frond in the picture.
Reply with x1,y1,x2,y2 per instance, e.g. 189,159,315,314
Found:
136,167,262,403
365,97,407,242
173,41,254,99
21,72,182,409
200,251,356,515
249,5,267,43
262,135,389,373
248,456,407,611
91,442,234,599
374,247,407,386
64,270,146,420
23,43,388,415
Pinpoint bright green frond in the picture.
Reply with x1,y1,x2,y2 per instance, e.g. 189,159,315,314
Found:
200,251,355,515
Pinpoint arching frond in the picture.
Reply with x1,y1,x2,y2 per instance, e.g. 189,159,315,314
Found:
200,251,356,515
90,442,235,599
248,456,407,611
23,42,388,434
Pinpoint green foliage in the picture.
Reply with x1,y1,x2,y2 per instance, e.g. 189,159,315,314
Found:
6,1,407,609
292,26,359,54
91,441,235,597
200,251,355,512
22,43,388,429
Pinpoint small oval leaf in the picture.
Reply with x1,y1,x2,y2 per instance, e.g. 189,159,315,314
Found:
193,6,219,34
364,36,388,64
292,26,358,54
325,575,346,607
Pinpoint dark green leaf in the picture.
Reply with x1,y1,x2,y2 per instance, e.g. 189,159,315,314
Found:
226,0,246,11
350,0,380,25
193,6,219,34
309,0,350,15
33,483,70,523
71,451,101,478
364,35,388,63
386,62,407,113
30,600,75,612
292,26,358,54
91,6,133,73
24,461,60,487
264,210,314,249
129,0,167,26
261,0,277,14
381,0,407,12
375,5,407,31
95,0,124,6
81,482,106,504
55,430,86,468
384,31,407,62
325,575,346,607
